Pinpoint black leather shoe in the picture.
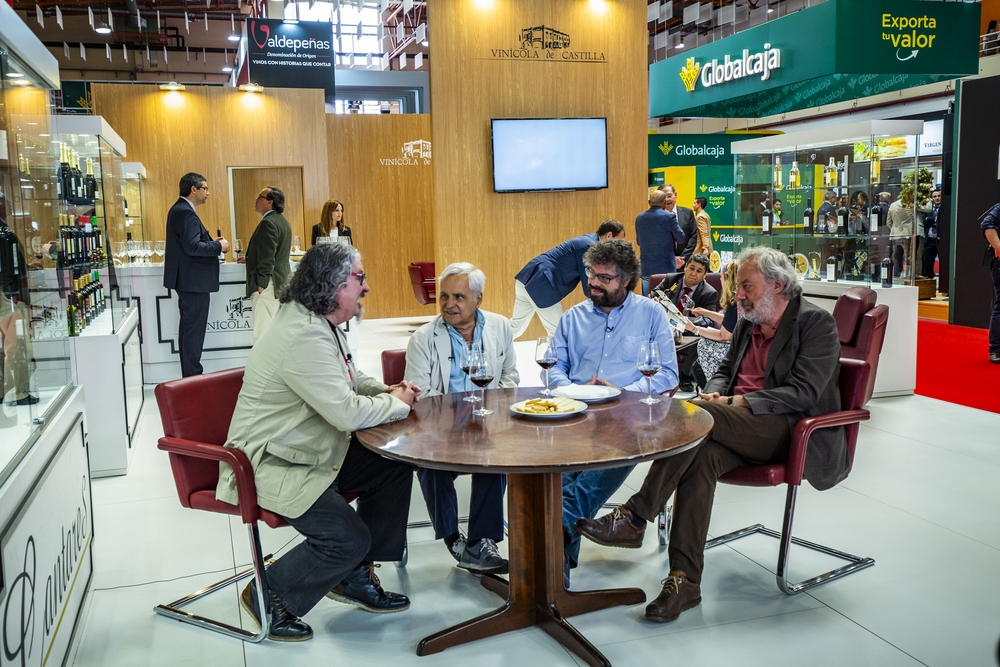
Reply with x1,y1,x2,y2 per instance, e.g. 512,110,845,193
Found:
991,351,1000,364
240,579,313,642
326,563,410,613
4,394,39,407
678,380,695,393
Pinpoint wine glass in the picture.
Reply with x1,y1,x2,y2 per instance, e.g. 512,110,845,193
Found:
141,240,152,264
460,341,483,402
535,336,558,396
636,340,662,405
292,235,302,253
153,240,165,262
112,241,126,266
233,238,243,261
468,350,494,416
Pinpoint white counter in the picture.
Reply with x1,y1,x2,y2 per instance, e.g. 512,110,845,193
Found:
129,263,359,384
801,280,918,398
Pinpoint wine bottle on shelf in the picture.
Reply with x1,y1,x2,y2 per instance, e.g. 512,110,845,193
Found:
824,158,837,187
56,143,67,200
126,231,133,264
761,203,772,236
773,155,783,191
837,200,849,236
85,158,98,200
841,155,850,188
789,160,801,189
869,200,883,233
881,246,894,288
217,229,225,262
826,254,838,282
67,293,78,337
870,144,881,185
787,244,796,268
802,198,814,235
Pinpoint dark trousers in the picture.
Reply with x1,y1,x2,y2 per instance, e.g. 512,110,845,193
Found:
625,400,790,583
266,437,413,618
990,258,1000,354
417,469,506,542
176,291,210,377
922,238,938,279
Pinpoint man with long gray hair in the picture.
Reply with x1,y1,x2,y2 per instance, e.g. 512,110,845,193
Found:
405,262,519,574
576,246,846,624
216,243,421,641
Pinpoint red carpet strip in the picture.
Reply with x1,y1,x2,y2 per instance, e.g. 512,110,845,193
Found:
915,319,999,414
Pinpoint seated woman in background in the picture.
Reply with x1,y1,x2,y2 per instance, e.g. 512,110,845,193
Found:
684,260,739,388
312,199,353,246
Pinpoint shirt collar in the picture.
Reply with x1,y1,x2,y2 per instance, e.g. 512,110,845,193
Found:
181,196,198,212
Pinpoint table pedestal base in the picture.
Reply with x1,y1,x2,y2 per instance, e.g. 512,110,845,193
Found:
416,472,646,667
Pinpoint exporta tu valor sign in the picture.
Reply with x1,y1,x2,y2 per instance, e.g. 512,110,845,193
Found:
246,19,336,95
650,0,979,119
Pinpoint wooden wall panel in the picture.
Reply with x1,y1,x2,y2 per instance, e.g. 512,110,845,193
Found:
90,85,327,254
326,113,436,320
231,167,305,253
427,0,649,340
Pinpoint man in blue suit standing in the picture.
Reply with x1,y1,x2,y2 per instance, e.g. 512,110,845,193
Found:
163,172,229,377
635,190,685,296
510,219,625,338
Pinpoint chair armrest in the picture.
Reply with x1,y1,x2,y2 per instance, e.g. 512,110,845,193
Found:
158,437,260,524
785,409,870,486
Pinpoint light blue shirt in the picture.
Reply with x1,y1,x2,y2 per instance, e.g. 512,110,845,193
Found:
445,310,485,394
548,292,678,393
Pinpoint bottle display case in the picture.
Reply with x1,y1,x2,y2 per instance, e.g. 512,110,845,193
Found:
52,115,134,335
730,120,927,287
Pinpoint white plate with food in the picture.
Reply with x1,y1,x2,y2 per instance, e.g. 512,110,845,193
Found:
510,397,587,419
550,384,622,403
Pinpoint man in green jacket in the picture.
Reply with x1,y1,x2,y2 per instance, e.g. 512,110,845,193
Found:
217,243,421,641
244,186,292,341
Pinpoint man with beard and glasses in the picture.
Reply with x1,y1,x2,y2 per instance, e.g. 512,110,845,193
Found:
217,242,421,641
546,239,678,585
575,246,846,623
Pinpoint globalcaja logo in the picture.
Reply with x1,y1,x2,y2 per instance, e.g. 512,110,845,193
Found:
679,45,781,92
658,141,674,156
880,12,938,61
249,20,332,53
680,58,701,93
489,26,606,63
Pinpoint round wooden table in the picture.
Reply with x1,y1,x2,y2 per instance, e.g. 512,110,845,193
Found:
357,387,714,667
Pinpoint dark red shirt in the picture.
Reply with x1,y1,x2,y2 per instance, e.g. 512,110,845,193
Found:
733,325,774,395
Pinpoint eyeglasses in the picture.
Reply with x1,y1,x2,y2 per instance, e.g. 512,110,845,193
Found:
585,267,620,285
256,194,268,201
350,272,367,285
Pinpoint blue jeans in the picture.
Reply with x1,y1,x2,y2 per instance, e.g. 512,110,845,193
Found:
562,465,635,568
641,277,650,297
990,258,1000,354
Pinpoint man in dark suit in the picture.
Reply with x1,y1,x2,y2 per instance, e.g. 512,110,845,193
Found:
511,219,625,338
660,184,697,268
921,188,940,279
163,172,229,377
243,186,292,341
636,190,685,296
576,246,845,623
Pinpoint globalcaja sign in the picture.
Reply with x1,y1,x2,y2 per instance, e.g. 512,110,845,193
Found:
247,19,335,95
647,133,764,168
650,0,979,118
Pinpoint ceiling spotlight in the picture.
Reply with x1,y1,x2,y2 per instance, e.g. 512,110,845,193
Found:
239,83,264,93
6,72,24,78
222,66,234,73
421,40,428,47
11,78,31,86
676,41,685,49
159,81,186,91
228,33,241,42
767,7,774,13
95,21,112,34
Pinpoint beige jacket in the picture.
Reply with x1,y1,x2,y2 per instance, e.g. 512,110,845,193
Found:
693,210,713,257
216,300,410,518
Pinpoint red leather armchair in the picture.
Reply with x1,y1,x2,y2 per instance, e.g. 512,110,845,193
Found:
703,359,876,594
408,261,436,306
381,349,407,386
833,287,889,405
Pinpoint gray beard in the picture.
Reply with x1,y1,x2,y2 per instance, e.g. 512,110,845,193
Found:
740,289,778,324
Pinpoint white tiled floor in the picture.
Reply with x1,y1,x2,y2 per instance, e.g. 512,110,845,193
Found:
69,315,1000,667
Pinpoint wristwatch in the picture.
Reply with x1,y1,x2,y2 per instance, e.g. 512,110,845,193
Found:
727,396,734,406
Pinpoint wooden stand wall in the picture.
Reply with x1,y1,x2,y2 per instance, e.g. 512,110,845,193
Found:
326,113,436,320
91,84,328,250
427,0,648,340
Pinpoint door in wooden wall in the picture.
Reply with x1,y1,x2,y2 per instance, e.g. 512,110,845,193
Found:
230,167,305,252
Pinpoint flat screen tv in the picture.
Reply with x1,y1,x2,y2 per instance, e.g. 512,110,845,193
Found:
491,118,608,193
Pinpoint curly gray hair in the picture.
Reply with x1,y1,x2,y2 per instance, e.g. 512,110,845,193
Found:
280,242,361,315
736,246,802,300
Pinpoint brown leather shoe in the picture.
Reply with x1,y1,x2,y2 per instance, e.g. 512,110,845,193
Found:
645,570,701,623
574,505,645,549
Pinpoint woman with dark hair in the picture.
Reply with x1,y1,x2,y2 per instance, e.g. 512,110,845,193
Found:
685,260,740,388
312,199,353,246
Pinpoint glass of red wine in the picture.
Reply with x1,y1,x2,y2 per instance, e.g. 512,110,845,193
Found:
535,336,558,396
461,341,482,402
636,340,662,405
468,349,494,416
